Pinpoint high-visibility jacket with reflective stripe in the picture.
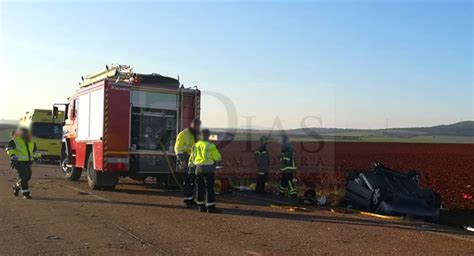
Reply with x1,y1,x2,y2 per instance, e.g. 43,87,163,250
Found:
280,151,297,172
174,128,196,155
6,137,41,162
189,140,221,167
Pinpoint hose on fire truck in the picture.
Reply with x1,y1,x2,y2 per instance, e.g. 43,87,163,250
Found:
159,140,183,191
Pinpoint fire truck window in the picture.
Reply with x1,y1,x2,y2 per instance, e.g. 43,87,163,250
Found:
131,91,178,109
72,99,78,118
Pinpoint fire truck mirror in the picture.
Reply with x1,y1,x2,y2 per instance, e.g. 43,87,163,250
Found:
52,106,59,120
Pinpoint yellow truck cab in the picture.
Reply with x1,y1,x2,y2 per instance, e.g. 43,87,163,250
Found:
19,109,64,162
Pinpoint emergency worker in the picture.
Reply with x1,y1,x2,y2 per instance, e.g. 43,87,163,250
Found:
174,119,201,207
255,136,269,194
278,135,297,198
189,129,222,213
6,128,41,199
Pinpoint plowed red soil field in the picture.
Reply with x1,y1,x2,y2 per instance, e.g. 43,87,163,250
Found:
217,141,474,210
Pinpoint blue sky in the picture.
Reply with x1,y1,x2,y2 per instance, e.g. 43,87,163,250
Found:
0,0,472,129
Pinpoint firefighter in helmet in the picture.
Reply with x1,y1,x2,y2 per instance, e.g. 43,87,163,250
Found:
174,118,201,208
254,136,270,194
278,135,297,198
6,127,41,199
189,129,222,213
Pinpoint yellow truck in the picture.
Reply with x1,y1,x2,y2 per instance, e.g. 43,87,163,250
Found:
19,109,64,162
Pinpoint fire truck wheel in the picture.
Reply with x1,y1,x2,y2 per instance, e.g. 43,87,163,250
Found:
60,146,82,181
86,155,118,190
86,156,100,190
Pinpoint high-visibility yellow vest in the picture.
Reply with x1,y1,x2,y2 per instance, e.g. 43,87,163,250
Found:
174,128,196,155
6,137,41,162
189,140,221,166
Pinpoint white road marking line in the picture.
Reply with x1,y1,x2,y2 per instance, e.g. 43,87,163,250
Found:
111,222,169,255
64,185,112,202
64,184,169,255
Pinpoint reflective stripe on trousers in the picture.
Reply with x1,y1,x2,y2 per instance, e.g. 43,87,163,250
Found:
288,180,297,195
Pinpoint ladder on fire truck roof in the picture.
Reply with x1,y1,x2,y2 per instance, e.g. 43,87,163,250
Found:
194,88,201,120
79,64,134,88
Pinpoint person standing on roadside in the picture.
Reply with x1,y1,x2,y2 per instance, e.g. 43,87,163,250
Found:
6,127,41,199
255,136,270,194
174,118,201,208
278,135,297,198
189,129,222,213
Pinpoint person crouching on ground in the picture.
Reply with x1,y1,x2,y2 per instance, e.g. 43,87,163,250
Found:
189,129,222,213
278,135,297,198
255,136,269,194
6,127,41,199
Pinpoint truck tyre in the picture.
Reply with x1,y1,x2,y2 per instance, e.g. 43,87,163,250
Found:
86,155,100,190
86,155,118,190
60,145,82,181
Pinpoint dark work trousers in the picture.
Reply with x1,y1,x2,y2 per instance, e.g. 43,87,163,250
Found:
14,162,32,195
256,173,268,194
279,172,297,197
177,154,195,201
195,165,216,207
184,171,196,201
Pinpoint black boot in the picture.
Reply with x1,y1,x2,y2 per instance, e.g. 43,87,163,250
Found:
199,205,207,213
23,193,32,199
12,185,20,197
207,205,222,214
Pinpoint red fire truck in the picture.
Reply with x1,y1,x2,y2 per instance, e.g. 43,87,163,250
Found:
53,65,200,189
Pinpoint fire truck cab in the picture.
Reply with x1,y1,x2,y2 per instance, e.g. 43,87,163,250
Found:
54,65,200,189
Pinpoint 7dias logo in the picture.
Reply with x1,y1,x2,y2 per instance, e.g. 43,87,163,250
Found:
201,90,326,153
201,90,331,173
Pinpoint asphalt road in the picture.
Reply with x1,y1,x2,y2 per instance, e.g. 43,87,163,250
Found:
0,151,473,255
